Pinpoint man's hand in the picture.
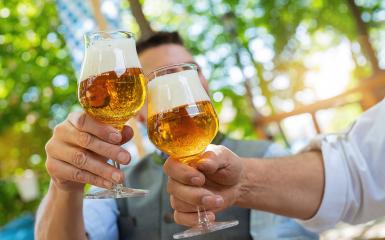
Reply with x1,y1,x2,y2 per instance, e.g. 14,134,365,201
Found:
163,145,244,226
45,111,133,192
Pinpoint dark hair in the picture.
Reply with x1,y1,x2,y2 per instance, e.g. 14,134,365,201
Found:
136,31,184,55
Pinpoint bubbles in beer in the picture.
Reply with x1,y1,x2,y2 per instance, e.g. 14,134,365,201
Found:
147,69,218,164
78,37,145,129
79,68,146,129
147,70,209,117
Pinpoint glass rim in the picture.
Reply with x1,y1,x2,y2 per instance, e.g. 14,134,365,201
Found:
145,63,198,82
85,30,135,36
84,30,135,44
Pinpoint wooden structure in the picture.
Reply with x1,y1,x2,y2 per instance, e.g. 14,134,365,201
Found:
255,71,385,140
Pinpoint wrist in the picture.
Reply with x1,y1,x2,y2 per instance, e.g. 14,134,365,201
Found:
235,158,253,207
234,158,267,209
50,180,84,199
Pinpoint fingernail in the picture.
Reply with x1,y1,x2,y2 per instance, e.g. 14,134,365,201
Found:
191,177,202,186
112,172,121,183
207,212,215,221
215,196,224,207
104,180,113,188
117,151,129,163
202,196,213,205
109,132,121,143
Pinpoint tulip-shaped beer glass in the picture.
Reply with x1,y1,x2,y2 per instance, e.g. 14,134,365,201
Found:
147,63,239,238
78,31,147,198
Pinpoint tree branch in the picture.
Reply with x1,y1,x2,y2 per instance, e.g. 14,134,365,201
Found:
127,0,154,39
347,0,380,73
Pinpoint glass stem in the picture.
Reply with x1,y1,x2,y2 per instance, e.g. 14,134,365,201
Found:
112,124,125,194
197,206,210,228
113,160,123,193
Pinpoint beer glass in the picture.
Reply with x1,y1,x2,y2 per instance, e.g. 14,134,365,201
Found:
78,30,148,198
147,63,239,239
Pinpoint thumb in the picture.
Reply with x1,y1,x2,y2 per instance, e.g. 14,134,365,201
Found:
196,145,228,174
120,125,134,144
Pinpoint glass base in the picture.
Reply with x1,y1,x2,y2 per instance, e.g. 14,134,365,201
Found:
173,220,239,239
84,187,149,199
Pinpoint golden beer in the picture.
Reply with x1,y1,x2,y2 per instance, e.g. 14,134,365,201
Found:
78,68,146,129
77,30,149,199
147,63,238,238
148,100,218,164
147,64,219,164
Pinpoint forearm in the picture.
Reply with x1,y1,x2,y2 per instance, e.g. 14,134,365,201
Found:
35,181,87,240
236,151,325,220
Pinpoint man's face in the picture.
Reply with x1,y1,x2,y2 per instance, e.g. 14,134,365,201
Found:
137,44,209,123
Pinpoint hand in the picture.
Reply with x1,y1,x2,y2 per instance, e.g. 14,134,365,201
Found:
45,112,133,192
163,144,244,226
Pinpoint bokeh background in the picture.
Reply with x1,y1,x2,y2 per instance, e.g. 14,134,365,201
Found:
1,0,385,239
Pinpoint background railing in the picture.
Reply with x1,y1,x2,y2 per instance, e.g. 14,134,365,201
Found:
255,71,385,145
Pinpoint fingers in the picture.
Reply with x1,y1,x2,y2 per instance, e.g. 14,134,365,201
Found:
167,178,224,208
196,145,228,174
170,195,196,213
197,145,243,186
66,111,133,144
121,125,134,143
170,195,223,213
174,210,215,227
47,142,125,184
52,123,131,165
46,157,113,189
163,158,205,186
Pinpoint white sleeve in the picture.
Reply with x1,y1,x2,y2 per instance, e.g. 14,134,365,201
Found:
83,198,119,240
298,99,385,232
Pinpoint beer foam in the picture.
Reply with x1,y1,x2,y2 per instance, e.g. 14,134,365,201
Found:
79,38,141,81
147,69,210,115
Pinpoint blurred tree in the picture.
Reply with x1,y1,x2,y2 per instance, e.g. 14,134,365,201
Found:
126,0,154,39
158,0,385,140
1,0,385,227
0,0,76,225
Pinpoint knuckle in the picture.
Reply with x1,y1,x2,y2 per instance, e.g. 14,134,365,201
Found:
44,140,53,154
72,151,87,168
173,212,181,224
91,174,101,185
73,169,85,182
67,111,75,120
45,159,55,175
162,161,170,173
219,145,232,157
166,179,174,194
78,132,92,147
170,195,176,209
203,150,216,159
52,125,60,135
53,122,66,135
76,113,87,130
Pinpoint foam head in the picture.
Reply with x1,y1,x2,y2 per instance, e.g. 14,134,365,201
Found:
147,69,210,116
79,37,141,82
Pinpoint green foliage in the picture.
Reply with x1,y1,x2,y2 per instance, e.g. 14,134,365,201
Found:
156,0,383,140
0,0,76,225
1,0,384,227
